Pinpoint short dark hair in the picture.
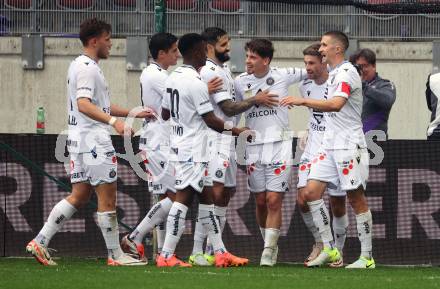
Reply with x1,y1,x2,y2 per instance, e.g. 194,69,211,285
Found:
201,27,227,45
79,18,111,46
351,48,376,65
303,43,322,59
178,33,205,58
323,30,349,52
245,39,274,61
149,32,178,60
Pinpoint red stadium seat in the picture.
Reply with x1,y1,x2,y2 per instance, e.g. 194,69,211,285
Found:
4,0,32,9
114,0,136,7
367,0,400,4
57,0,95,9
210,0,240,12
166,0,197,11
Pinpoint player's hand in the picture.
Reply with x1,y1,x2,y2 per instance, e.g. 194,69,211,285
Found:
298,130,309,151
113,119,134,137
233,127,255,142
279,96,304,108
255,90,279,107
136,107,157,120
207,77,223,94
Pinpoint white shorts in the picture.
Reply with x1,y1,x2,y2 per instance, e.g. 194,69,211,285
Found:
308,148,369,191
141,149,176,195
174,161,209,193
246,140,292,193
207,148,237,188
297,152,346,197
70,151,117,187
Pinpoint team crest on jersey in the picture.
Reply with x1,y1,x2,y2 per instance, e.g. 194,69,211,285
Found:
109,169,116,178
198,180,204,188
247,83,251,89
215,170,223,178
266,77,275,86
160,161,165,168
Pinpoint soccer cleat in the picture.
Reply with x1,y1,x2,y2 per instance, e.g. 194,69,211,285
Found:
260,247,277,267
346,256,375,269
215,251,249,267
204,254,215,265
107,253,147,266
121,234,147,262
25,240,57,266
156,254,192,267
188,253,215,266
304,242,323,265
329,255,344,268
306,247,341,268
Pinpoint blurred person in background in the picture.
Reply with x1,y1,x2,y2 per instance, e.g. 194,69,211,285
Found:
350,48,396,139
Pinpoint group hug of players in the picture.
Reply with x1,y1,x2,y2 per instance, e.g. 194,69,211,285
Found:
25,18,374,269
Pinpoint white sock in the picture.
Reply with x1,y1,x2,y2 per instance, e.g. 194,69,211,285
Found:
215,206,227,233
192,217,207,255
130,197,172,245
97,211,123,259
356,210,373,259
156,222,166,253
264,228,280,249
161,202,188,259
198,204,226,254
308,199,334,249
205,206,227,255
333,214,348,253
259,227,266,241
300,211,322,243
35,199,77,247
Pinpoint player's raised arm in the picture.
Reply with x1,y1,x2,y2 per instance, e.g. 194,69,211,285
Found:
217,90,279,117
279,95,346,112
201,111,246,136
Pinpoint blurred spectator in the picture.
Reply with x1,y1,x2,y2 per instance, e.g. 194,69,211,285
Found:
350,48,396,139
426,72,440,140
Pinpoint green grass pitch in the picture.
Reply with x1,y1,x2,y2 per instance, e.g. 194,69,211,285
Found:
1,258,439,289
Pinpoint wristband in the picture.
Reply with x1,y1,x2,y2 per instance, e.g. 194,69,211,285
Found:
108,116,117,126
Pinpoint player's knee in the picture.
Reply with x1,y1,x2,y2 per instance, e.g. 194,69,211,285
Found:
266,197,282,212
303,187,320,203
255,196,267,210
66,195,87,209
296,189,307,210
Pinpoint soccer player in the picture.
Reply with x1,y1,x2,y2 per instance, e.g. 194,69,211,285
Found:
25,18,153,266
189,27,278,266
120,32,179,262
280,31,374,269
156,33,249,267
296,43,348,267
234,39,306,266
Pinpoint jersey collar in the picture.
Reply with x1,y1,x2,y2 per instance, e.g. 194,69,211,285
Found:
151,61,165,70
181,64,198,72
328,60,349,72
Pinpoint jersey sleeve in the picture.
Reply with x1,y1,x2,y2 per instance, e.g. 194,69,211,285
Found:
161,81,170,110
190,80,214,115
332,69,353,99
283,67,307,85
76,64,95,100
200,66,231,104
233,76,245,102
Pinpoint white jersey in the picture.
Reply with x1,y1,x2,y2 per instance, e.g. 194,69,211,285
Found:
299,79,327,155
200,59,241,151
162,65,214,162
323,61,366,150
66,55,113,153
234,67,306,144
139,62,170,150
